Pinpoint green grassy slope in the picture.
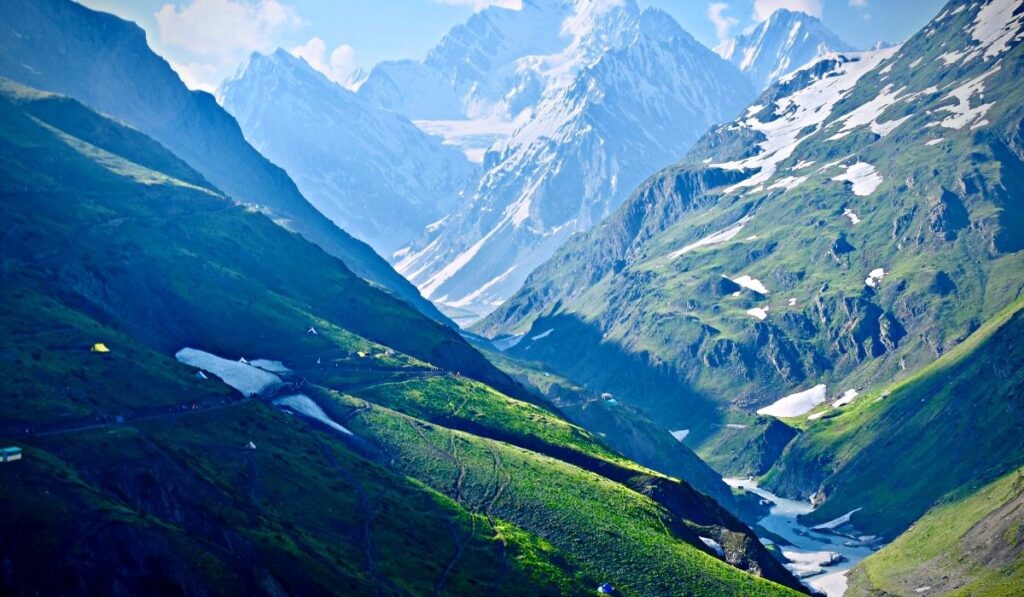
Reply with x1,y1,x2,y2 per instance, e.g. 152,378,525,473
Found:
0,79,803,594
320,389,799,596
762,298,1024,539
0,401,588,595
847,466,1024,596
478,344,758,514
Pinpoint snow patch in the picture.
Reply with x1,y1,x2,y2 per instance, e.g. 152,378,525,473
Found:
669,217,749,259
970,0,1024,60
842,208,861,225
831,162,882,196
274,395,353,436
758,384,828,417
670,429,690,442
833,389,859,407
175,348,281,396
531,328,554,341
939,67,999,130
731,275,770,294
865,267,886,288
746,306,770,320
925,137,945,146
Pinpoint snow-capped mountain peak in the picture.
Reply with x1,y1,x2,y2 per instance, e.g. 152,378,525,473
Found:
721,8,854,90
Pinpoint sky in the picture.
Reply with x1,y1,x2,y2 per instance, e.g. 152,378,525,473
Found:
78,0,947,92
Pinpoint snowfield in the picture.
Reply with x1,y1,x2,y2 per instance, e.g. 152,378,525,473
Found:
175,348,281,396
758,384,828,417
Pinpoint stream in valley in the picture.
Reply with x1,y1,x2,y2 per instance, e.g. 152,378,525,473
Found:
724,478,884,596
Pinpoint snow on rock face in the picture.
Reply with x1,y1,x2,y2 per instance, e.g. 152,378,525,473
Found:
176,348,281,396
670,429,690,442
831,162,883,196
827,83,910,140
274,395,354,436
970,0,1024,61
713,49,896,192
390,3,755,320
669,217,749,258
720,8,854,89
758,384,828,417
939,67,999,130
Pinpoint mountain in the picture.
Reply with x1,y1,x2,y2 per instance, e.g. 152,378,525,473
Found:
218,50,475,257
381,2,753,322
478,0,1024,489
0,0,449,325
719,8,854,90
762,297,1024,540
847,463,1024,595
0,77,803,595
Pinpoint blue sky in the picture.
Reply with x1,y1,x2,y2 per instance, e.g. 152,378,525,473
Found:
79,0,947,91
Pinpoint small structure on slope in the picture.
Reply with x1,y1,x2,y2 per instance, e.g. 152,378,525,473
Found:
90,342,110,353
1,447,23,463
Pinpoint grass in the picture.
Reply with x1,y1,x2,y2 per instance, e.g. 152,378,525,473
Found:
332,392,800,596
847,466,1024,596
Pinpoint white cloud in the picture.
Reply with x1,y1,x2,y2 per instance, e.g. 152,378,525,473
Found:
707,2,739,43
752,0,823,21
849,0,868,6
431,0,523,10
155,0,303,90
291,37,359,87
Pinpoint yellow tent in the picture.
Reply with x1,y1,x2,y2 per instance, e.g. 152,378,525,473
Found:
91,343,110,353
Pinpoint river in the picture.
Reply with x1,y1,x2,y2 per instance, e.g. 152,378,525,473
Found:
724,478,882,596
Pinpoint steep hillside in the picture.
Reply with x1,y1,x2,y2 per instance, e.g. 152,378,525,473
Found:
0,78,802,594
762,298,1024,540
218,50,474,257
847,465,1024,596
719,9,853,90
376,1,752,321
0,0,448,324
478,0,1024,459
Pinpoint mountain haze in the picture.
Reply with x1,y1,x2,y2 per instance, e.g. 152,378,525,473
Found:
218,50,475,257
0,0,449,324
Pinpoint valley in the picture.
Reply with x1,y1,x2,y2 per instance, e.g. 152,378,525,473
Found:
1,0,1022,595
